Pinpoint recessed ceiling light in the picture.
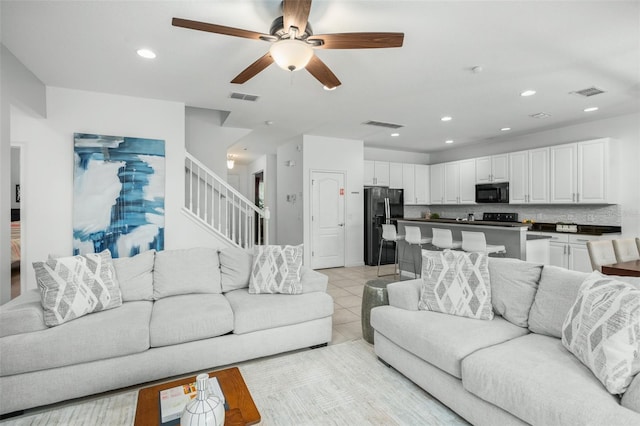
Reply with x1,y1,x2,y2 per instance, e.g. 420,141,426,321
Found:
391,133,400,137
441,116,453,122
136,48,156,59
500,127,511,131
323,85,337,91
520,89,536,97
445,140,454,144
584,107,599,112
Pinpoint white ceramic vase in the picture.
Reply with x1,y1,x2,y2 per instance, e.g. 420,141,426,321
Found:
181,374,225,426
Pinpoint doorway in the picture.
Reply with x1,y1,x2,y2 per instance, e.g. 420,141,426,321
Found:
254,171,265,244
10,146,22,299
310,171,346,269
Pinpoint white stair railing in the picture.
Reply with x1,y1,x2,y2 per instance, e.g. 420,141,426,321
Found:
184,153,269,248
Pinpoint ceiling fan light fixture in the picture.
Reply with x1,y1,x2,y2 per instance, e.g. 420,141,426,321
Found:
270,39,314,71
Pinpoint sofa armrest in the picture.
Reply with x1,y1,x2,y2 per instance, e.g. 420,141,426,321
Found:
0,289,47,337
622,373,640,414
387,279,422,311
301,267,328,293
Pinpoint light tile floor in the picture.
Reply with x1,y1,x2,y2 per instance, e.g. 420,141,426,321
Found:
322,263,398,345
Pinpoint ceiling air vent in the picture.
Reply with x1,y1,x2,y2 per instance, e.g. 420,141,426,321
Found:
571,87,605,97
362,120,404,129
529,112,551,119
229,92,260,102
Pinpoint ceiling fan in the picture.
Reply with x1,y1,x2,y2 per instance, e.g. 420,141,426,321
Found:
172,0,404,89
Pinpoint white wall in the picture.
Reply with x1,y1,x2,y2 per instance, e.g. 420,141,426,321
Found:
10,147,20,209
303,135,364,267
364,146,430,164
10,87,229,291
1,44,47,304
429,112,640,237
276,139,304,245
184,106,251,179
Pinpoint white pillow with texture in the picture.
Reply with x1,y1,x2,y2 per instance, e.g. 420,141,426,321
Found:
249,245,303,294
561,271,640,395
419,249,493,320
33,250,122,326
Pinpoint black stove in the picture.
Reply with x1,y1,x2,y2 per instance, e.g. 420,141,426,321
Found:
482,212,519,222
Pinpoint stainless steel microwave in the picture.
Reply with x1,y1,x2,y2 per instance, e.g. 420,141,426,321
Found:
475,182,509,203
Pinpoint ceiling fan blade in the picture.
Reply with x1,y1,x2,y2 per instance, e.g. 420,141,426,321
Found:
231,53,274,84
309,32,404,49
172,17,268,41
305,55,341,89
283,0,312,35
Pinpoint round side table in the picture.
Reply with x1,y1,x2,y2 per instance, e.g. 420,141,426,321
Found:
361,279,393,344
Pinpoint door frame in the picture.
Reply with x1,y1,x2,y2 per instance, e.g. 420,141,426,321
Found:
309,169,346,269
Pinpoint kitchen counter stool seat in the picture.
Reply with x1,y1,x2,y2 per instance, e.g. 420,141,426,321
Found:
405,226,433,278
461,230,506,255
431,228,462,250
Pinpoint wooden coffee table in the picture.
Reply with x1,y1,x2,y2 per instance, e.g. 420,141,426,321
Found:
134,367,260,426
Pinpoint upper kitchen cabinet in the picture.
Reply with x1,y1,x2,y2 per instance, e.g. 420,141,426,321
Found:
509,148,549,204
444,159,475,204
364,160,390,186
389,162,403,188
549,138,616,204
476,154,509,183
403,163,430,205
430,163,445,204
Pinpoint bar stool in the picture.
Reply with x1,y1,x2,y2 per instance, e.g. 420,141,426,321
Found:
612,238,640,262
586,240,617,272
405,226,432,278
431,228,462,250
377,224,404,278
461,231,506,255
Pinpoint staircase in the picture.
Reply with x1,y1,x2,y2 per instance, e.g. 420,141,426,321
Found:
184,153,269,249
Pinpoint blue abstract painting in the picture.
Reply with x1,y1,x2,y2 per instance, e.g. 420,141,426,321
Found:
73,133,165,257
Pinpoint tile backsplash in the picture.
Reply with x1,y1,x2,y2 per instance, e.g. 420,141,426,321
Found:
404,204,621,226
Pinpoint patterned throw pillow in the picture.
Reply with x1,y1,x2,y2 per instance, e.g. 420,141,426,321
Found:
33,250,122,326
418,250,494,320
561,271,640,395
249,245,303,294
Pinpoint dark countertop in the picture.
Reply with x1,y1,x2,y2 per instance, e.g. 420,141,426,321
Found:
399,218,529,228
528,222,622,236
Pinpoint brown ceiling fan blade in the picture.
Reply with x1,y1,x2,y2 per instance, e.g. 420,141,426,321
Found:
309,32,404,49
172,17,268,41
283,0,312,35
231,53,274,84
306,55,341,89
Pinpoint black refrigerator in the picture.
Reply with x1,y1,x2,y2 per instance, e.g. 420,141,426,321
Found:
364,187,404,266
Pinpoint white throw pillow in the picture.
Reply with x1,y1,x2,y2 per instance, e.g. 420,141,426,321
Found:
561,271,640,395
33,250,122,326
418,249,493,320
112,249,155,301
249,245,303,294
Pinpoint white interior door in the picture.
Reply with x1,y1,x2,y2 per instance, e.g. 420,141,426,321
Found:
311,171,345,269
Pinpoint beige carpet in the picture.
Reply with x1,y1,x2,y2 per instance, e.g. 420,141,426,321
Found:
2,340,466,425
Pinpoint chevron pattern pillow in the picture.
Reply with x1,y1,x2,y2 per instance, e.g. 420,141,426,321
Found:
419,249,493,320
249,245,303,294
561,271,640,395
33,250,122,326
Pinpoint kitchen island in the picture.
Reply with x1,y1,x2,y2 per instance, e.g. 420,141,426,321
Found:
396,218,532,278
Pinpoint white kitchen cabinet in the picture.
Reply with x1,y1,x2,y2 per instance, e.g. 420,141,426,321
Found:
415,164,430,204
550,138,615,204
509,148,549,204
443,160,475,204
537,232,619,273
430,163,445,204
402,163,415,204
444,162,460,204
459,159,476,204
363,160,390,186
389,162,403,188
476,154,509,183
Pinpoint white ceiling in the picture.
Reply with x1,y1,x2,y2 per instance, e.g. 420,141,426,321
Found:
2,1,639,164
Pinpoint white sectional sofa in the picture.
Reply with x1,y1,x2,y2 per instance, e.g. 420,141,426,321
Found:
0,247,333,415
371,256,640,426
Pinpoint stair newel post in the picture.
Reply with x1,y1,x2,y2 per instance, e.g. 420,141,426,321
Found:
263,206,270,245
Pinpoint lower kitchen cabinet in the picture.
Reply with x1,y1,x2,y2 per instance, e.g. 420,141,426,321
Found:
530,232,620,273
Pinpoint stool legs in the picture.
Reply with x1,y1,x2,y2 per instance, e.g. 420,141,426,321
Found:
377,237,384,277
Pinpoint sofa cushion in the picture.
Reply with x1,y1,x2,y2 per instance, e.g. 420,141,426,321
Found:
462,333,640,425
149,294,234,347
33,250,122,326
0,290,47,337
370,305,528,378
224,288,333,334
419,250,493,320
153,248,222,299
249,245,304,294
112,249,154,301
0,301,152,376
488,257,542,327
562,271,640,394
528,265,589,338
219,247,253,292
622,372,640,413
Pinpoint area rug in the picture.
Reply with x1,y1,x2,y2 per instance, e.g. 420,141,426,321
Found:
2,340,466,425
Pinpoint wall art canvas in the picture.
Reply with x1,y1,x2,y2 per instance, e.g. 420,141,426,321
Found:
73,133,165,257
